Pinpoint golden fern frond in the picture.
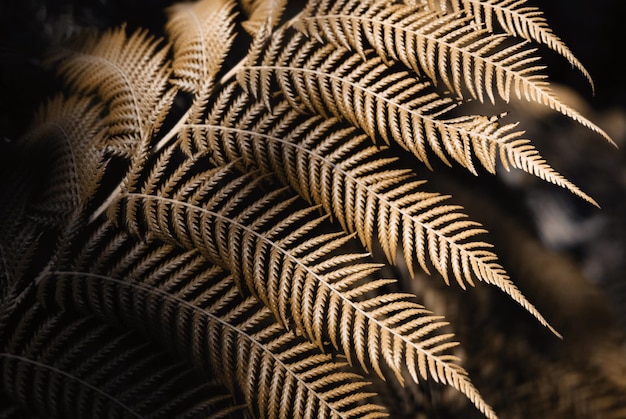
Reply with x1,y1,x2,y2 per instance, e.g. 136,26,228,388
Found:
240,0,289,36
166,0,237,94
240,28,597,206
109,145,498,418
181,80,560,338
47,27,176,158
446,0,595,92
162,0,239,157
297,0,614,144
39,218,388,418
0,300,242,418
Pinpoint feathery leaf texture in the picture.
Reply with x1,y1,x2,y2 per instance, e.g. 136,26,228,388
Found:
166,0,238,94
17,95,108,224
48,26,175,158
1,0,617,418
240,28,598,205
108,144,496,418
0,296,242,418
297,0,614,144
182,80,559,336
240,0,289,35
36,217,388,418
446,0,595,92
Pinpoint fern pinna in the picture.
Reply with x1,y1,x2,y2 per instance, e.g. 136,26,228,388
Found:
0,0,619,418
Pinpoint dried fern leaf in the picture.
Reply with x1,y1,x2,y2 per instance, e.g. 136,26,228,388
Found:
182,80,560,340
39,217,388,418
166,0,237,94
495,134,598,206
240,0,289,36
446,0,595,92
239,29,597,206
108,148,497,418
297,0,614,144
0,300,241,418
161,0,239,156
0,95,107,242
45,26,179,222
47,26,176,158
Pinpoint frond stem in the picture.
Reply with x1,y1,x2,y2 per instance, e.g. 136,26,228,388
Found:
50,270,345,417
124,192,466,380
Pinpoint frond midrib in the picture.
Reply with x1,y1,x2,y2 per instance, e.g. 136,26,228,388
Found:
187,122,499,281
61,52,146,140
299,10,613,143
48,269,351,418
122,191,493,416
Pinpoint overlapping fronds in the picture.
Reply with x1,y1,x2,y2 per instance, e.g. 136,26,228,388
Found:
161,0,240,157
47,26,175,158
240,0,289,35
1,0,618,418
21,95,108,223
180,80,559,337
106,143,497,418
240,28,597,206
0,298,242,418
166,0,238,93
445,0,595,92
297,0,614,144
35,217,387,419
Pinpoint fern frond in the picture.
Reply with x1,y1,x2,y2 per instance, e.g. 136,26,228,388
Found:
240,0,289,36
38,218,388,418
109,146,498,418
239,30,597,205
0,301,241,418
166,0,238,94
296,0,614,144
447,0,595,92
163,0,239,156
497,135,598,205
179,81,561,338
47,26,176,158
0,226,47,308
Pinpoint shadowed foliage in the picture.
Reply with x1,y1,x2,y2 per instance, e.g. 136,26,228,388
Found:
1,0,625,418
